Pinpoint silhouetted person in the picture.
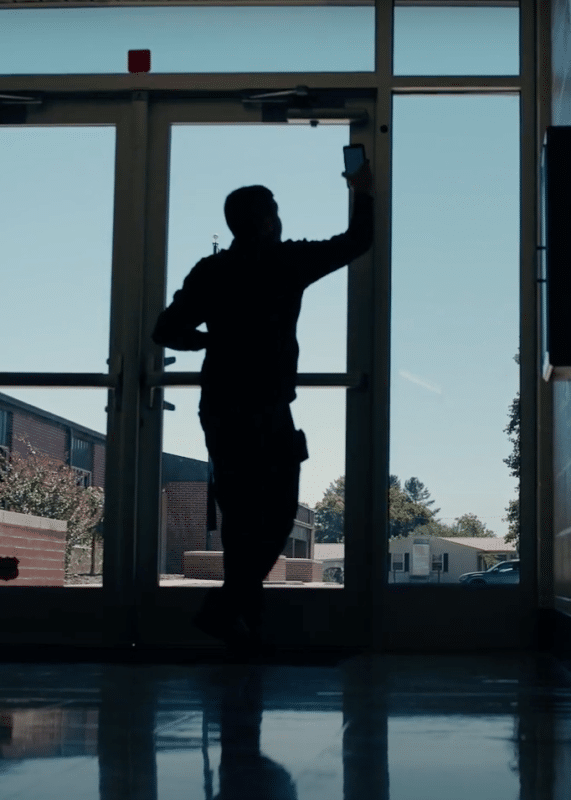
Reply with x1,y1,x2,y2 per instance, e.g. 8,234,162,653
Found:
152,161,373,656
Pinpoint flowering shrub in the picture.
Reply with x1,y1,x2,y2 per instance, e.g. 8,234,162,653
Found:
0,437,104,573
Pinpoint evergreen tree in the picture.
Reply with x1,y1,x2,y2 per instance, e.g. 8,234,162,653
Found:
503,352,520,549
403,477,441,517
389,476,433,538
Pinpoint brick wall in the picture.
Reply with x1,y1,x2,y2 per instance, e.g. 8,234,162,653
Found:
93,443,105,489
164,484,316,576
0,509,66,586
12,411,67,462
163,481,223,574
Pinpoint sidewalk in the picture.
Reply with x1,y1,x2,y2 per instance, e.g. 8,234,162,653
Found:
159,578,342,588
65,575,343,588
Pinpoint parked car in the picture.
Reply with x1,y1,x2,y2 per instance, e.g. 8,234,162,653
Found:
458,559,520,585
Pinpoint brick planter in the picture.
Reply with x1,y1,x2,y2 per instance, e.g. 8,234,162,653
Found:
286,558,323,583
266,555,287,582
183,551,224,580
183,551,288,582
0,509,66,587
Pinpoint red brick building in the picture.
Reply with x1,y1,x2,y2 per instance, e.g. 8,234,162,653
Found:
0,391,318,579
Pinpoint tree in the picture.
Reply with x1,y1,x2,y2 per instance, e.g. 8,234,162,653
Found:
411,518,456,538
389,474,400,489
314,476,345,543
389,475,434,539
0,437,104,574
503,353,520,550
403,477,441,517
316,472,493,544
450,512,495,538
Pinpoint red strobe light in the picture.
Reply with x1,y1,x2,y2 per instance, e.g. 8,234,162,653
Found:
128,50,151,73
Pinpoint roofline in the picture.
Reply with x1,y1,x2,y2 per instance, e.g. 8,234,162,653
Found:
0,390,106,443
0,391,209,469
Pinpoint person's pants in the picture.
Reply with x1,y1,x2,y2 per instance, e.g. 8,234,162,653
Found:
199,401,308,629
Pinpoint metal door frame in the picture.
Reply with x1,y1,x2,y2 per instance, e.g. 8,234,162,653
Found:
135,92,380,654
0,95,146,646
0,0,540,654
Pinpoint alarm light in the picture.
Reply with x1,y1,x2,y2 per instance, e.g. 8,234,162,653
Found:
128,50,151,73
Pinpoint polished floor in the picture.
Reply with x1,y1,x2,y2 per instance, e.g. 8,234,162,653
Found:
0,650,570,800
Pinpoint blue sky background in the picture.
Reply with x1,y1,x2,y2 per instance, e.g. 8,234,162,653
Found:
1,5,520,535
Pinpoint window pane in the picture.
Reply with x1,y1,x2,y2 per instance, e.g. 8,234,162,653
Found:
393,6,519,76
0,409,8,448
162,121,352,591
160,387,346,588
0,389,106,588
1,127,114,373
0,6,374,74
166,124,350,376
71,436,93,472
389,96,520,585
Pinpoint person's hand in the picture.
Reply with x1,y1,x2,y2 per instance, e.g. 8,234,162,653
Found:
186,329,209,351
342,160,373,195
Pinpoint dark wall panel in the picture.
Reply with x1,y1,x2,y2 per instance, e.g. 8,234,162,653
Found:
551,0,571,615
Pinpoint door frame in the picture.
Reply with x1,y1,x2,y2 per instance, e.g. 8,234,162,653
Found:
136,92,381,654
0,95,145,647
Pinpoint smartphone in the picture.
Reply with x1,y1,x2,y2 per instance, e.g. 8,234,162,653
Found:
343,144,366,175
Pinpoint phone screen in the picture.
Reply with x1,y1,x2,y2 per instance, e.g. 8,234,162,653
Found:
343,144,365,175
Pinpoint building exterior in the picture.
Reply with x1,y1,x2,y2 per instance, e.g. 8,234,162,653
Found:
0,392,318,582
315,536,518,586
0,393,105,490
387,536,518,584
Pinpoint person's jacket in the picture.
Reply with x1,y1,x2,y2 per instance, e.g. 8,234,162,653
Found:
152,192,374,411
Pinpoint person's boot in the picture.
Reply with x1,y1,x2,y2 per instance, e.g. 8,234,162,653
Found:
224,628,277,663
193,587,250,645
194,586,277,661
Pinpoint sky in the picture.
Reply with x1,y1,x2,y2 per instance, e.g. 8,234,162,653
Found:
1,4,520,535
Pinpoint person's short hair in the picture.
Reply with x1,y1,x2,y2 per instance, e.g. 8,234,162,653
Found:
224,185,276,239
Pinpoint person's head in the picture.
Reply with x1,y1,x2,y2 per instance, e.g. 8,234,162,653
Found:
224,185,282,242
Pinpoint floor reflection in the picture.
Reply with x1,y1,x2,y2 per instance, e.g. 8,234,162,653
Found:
0,652,569,799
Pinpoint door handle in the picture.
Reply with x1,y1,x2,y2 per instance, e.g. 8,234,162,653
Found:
145,355,178,410
106,354,123,413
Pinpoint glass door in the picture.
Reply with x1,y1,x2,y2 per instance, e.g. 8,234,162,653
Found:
0,96,136,646
137,95,377,653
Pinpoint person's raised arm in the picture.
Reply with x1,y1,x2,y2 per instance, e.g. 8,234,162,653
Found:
343,159,374,196
287,160,374,289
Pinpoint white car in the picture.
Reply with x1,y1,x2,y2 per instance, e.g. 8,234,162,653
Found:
458,559,520,585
